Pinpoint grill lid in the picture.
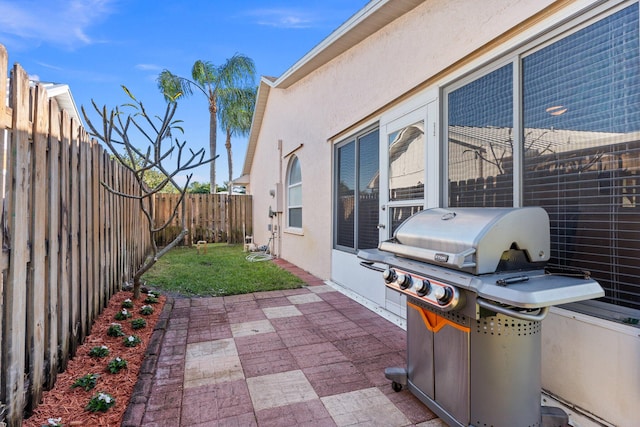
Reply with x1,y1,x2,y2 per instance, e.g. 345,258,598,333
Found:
379,207,550,274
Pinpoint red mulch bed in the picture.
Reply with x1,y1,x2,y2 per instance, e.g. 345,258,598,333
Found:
23,291,166,427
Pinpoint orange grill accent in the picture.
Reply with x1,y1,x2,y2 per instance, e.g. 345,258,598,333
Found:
408,302,470,333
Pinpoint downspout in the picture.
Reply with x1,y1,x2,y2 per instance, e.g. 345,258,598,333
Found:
276,139,283,258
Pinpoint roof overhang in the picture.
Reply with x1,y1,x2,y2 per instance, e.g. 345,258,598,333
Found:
37,81,81,124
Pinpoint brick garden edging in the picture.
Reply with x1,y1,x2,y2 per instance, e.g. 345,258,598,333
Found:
121,298,175,426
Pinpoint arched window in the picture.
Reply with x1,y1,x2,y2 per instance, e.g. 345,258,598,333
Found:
287,155,302,229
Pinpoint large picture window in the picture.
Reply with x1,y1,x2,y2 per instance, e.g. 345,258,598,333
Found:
444,2,640,313
522,3,640,311
335,127,379,251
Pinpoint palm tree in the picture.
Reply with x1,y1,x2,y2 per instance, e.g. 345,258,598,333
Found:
157,54,256,192
218,85,257,188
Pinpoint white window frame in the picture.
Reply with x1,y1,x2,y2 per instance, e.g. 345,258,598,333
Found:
286,155,302,231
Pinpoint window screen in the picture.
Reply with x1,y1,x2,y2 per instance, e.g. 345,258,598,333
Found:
334,128,379,251
448,64,514,207
522,4,640,311
336,141,355,248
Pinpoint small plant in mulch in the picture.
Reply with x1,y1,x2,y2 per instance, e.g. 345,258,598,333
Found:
42,417,64,427
130,318,147,330
139,305,154,315
106,357,128,374
121,298,134,309
114,308,132,320
85,392,115,413
88,345,109,358
144,293,159,304
106,323,125,337
123,335,142,347
71,373,99,391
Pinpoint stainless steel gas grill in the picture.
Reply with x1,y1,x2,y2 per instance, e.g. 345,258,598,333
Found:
358,207,604,427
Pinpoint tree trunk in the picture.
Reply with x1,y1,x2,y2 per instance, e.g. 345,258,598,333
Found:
226,128,233,243
209,96,217,193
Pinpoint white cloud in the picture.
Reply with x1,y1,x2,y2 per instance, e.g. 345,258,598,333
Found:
246,8,314,29
0,0,115,49
135,64,163,72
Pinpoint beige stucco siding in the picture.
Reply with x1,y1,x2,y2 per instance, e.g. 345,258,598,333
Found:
249,0,556,278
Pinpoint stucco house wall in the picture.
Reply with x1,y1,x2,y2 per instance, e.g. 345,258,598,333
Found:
249,0,554,277
244,1,640,425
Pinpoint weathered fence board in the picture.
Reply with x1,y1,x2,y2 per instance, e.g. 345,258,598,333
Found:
4,62,31,427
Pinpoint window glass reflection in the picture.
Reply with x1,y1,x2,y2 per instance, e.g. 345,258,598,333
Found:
448,64,514,207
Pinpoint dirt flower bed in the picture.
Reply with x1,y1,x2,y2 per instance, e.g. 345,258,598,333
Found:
24,291,166,427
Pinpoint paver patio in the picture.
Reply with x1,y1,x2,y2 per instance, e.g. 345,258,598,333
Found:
123,259,445,426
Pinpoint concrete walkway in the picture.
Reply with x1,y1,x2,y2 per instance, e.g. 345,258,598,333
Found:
122,259,444,426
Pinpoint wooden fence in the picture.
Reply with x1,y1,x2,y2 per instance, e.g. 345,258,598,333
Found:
0,46,152,426
153,193,253,246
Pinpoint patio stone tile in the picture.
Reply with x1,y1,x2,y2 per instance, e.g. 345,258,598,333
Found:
256,296,292,308
415,419,449,427
318,291,350,304
296,300,336,315
224,298,260,312
321,387,411,427
277,326,326,347
187,324,233,344
226,308,267,324
262,304,303,319
234,331,286,355
305,310,350,327
333,335,396,361
303,361,373,397
255,399,337,427
270,314,313,331
223,293,255,304
240,347,299,378
254,290,287,299
316,320,370,342
189,312,228,325
230,319,275,337
247,370,318,411
385,387,439,425
181,379,256,426
212,413,258,427
353,352,407,387
307,284,336,294
282,287,314,296
290,342,349,369
184,339,244,388
287,293,323,305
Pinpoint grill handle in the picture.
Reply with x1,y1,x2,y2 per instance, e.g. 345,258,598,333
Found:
359,261,385,273
379,241,476,269
477,298,549,322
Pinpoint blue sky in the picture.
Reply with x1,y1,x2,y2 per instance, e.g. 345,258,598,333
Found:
0,0,368,188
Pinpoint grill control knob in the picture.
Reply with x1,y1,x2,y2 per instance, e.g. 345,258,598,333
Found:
383,269,397,284
397,274,412,290
416,279,431,297
434,286,453,305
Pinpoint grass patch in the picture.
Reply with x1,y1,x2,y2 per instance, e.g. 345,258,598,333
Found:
141,244,304,297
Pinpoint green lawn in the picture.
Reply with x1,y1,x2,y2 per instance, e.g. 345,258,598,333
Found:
141,244,304,297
